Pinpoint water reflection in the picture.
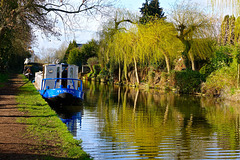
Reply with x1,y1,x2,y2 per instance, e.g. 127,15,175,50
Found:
52,81,240,159
51,104,83,136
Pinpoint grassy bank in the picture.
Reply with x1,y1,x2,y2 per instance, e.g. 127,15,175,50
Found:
17,75,91,159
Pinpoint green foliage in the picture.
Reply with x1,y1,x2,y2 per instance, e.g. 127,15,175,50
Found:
200,45,233,77
139,0,166,24
80,39,99,65
67,48,82,66
0,0,43,71
98,68,109,79
202,63,237,97
201,45,240,97
63,40,78,63
64,39,99,66
0,24,31,72
175,70,205,93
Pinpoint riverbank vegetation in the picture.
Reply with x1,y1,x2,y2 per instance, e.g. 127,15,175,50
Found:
17,75,91,159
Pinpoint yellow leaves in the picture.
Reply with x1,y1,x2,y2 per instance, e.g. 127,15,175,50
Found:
139,20,183,59
106,19,184,73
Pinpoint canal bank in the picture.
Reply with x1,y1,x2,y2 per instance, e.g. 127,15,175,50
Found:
0,74,90,159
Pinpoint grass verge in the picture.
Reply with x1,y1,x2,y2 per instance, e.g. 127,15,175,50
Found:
17,75,91,159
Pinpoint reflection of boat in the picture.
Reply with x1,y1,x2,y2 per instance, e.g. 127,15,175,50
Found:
50,104,83,136
34,63,84,105
61,112,82,136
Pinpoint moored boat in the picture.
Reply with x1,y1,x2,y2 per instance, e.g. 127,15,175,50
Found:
35,63,83,105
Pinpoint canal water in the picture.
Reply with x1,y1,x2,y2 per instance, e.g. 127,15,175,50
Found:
54,81,240,159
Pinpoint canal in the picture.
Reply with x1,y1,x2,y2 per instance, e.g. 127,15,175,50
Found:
53,81,240,159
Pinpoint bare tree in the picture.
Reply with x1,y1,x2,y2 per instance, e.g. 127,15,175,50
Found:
0,0,114,39
53,42,68,62
0,0,114,70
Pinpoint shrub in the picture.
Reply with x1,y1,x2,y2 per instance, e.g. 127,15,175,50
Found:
67,48,82,66
175,70,205,94
200,45,233,77
201,60,238,97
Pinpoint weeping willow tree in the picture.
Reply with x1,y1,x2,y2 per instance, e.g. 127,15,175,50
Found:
211,0,240,15
140,20,183,73
171,1,216,70
108,29,141,84
108,20,184,84
189,39,215,70
98,8,137,70
107,31,128,83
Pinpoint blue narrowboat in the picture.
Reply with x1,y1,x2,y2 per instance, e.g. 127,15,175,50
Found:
35,63,83,105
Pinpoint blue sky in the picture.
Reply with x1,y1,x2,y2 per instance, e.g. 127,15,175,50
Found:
33,0,211,57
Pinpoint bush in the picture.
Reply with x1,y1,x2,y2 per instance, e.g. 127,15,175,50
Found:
175,70,205,94
201,61,238,97
67,48,82,66
200,45,233,77
201,45,240,97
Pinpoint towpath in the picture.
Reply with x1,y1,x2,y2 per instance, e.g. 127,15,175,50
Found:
0,74,49,160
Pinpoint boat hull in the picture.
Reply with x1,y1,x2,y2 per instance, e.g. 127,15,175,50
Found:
40,88,83,105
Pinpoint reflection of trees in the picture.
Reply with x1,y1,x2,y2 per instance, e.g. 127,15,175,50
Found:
81,82,240,159
202,98,240,151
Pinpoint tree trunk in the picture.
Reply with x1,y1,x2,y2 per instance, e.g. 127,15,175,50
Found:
179,38,191,69
118,60,121,83
238,64,240,88
189,52,195,71
163,53,170,73
133,57,139,84
124,63,128,84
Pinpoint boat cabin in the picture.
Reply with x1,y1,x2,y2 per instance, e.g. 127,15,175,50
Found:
35,64,79,90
